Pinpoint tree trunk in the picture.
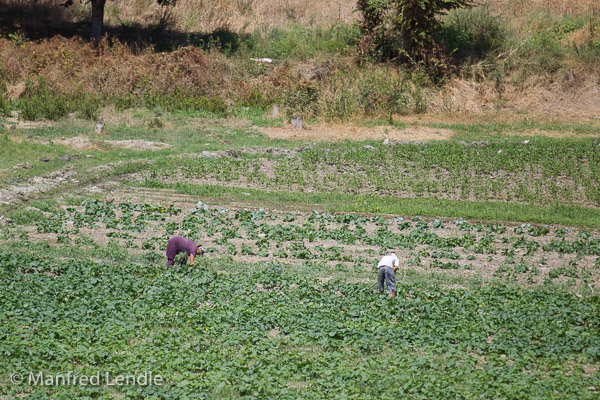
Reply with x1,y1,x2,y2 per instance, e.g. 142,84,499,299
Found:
90,0,107,40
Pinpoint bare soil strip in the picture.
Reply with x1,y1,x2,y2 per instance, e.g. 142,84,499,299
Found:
258,125,455,142
258,122,600,142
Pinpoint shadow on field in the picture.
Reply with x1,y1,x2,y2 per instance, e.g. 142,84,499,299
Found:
0,1,247,53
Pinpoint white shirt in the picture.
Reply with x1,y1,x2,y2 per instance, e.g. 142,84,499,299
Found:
378,253,399,269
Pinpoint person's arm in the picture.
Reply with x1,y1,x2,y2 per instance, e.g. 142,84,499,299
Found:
190,253,195,266
393,256,400,272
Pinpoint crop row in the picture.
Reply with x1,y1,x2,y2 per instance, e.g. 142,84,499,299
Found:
1,252,598,399
20,200,600,287
36,201,600,256
160,141,600,206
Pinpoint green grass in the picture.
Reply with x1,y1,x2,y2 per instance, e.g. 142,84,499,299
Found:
12,113,294,150
6,208,47,225
235,22,360,61
29,199,61,213
227,106,285,127
0,136,74,179
4,115,600,219
431,120,600,140
134,180,600,230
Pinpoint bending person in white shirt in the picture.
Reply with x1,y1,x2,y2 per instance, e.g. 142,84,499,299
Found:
377,252,400,298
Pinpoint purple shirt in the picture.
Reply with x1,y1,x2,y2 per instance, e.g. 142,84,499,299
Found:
166,236,197,266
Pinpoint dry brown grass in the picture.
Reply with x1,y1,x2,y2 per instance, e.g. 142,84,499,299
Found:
257,124,455,142
0,0,357,34
170,0,356,32
486,0,599,17
5,1,599,35
1,33,598,120
2,1,599,36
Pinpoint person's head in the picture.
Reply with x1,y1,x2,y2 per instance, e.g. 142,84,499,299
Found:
196,245,206,255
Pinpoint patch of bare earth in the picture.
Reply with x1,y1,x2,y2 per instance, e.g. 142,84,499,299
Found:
8,134,172,151
258,120,600,142
10,135,102,151
257,125,455,142
105,140,172,151
53,136,99,150
3,116,55,130
52,137,171,151
0,166,79,204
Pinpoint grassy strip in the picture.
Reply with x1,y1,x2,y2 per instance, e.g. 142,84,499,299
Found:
136,180,600,229
433,121,600,137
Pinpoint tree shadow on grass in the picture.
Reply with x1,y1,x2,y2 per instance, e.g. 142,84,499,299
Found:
119,23,247,54
0,1,87,40
0,1,248,54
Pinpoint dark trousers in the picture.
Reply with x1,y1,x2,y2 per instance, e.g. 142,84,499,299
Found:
378,266,396,292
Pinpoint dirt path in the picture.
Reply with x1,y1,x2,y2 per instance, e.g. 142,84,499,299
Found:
0,160,152,206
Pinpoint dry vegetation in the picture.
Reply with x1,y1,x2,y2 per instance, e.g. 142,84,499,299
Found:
5,0,597,33
4,0,598,31
1,0,357,33
1,0,599,121
487,0,599,17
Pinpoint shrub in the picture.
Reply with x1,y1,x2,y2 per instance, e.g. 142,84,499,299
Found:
356,0,473,78
72,94,100,120
321,79,359,120
283,81,320,117
114,93,142,111
19,80,70,121
439,6,507,61
240,87,272,110
551,17,584,40
17,78,100,121
240,23,359,61
358,72,411,116
522,31,565,73
0,92,10,117
574,18,600,65
142,90,228,115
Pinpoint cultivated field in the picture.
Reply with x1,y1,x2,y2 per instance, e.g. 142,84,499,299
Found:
1,113,600,399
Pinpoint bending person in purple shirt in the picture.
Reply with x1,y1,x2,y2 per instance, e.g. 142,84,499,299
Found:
166,236,204,267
